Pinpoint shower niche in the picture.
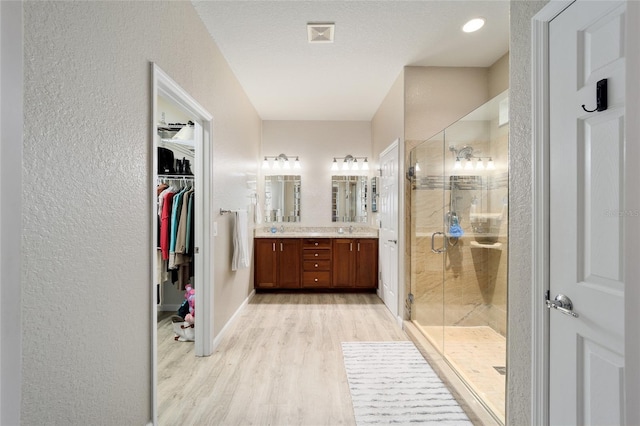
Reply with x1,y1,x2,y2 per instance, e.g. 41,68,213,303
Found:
409,90,508,424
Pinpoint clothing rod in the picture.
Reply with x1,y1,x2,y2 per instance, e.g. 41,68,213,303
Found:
158,174,194,180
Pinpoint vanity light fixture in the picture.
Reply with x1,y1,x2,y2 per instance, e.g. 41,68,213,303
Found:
414,161,421,172
449,145,496,172
463,17,485,33
262,153,301,171
332,155,369,172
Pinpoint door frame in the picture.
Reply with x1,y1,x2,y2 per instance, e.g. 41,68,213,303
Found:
532,1,640,424
151,64,214,424
0,1,23,424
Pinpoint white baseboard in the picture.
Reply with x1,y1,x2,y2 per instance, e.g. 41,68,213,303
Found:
158,303,181,312
211,289,256,351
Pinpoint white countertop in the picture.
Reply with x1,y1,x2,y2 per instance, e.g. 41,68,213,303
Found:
254,226,378,239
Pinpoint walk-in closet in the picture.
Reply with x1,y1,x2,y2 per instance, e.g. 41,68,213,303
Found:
156,96,197,347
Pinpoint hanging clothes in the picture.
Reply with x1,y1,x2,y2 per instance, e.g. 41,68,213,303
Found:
156,178,195,291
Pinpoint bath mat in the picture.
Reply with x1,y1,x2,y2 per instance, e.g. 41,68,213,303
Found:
341,341,472,425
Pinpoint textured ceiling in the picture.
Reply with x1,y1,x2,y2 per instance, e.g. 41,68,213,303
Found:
192,1,509,121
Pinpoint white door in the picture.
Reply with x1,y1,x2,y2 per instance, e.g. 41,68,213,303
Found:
379,140,399,318
549,1,626,424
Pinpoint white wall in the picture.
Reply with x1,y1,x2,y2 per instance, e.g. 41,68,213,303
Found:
508,1,549,424
261,121,372,227
22,2,260,424
0,1,22,425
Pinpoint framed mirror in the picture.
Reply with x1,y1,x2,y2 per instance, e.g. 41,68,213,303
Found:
331,175,368,223
264,175,301,222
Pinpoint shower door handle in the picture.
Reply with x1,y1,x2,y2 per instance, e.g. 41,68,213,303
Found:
431,232,446,254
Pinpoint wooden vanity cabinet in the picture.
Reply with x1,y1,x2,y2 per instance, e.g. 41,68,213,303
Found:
254,237,377,290
254,238,301,289
301,238,332,288
332,238,378,289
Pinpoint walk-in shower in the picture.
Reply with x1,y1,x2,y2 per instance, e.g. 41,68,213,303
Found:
409,90,508,423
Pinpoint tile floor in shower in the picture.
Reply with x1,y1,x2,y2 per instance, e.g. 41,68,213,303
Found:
416,324,506,424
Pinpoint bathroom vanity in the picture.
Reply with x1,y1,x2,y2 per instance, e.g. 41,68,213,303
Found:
253,230,378,291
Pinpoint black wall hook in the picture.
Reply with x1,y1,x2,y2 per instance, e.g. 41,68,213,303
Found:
582,78,608,113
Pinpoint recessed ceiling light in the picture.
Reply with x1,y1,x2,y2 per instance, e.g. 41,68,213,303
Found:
308,23,335,43
463,18,485,33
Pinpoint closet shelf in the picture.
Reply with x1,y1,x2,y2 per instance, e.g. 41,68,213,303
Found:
160,138,195,147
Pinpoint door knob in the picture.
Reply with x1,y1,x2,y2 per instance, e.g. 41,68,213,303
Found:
388,239,397,244
545,293,579,318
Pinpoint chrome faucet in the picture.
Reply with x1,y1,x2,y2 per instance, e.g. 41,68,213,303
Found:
349,225,353,234
280,225,285,233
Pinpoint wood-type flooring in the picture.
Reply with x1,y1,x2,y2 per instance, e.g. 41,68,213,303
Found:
157,293,408,425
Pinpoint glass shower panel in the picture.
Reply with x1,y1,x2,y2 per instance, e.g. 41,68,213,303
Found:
409,90,509,424
409,132,445,353
442,90,508,423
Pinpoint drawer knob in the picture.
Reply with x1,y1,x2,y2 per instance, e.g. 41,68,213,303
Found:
315,264,318,268
315,253,318,257
314,278,318,282
315,242,319,246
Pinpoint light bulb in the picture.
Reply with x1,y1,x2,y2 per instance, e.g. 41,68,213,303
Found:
262,157,269,169
487,158,496,170
273,159,280,170
463,18,485,33
283,159,290,170
464,159,474,170
342,159,349,171
362,158,369,171
352,158,359,171
453,158,462,170
476,159,484,170
331,158,339,171
415,162,421,172
294,157,301,170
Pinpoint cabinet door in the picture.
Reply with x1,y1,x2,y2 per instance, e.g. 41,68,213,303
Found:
332,239,355,288
356,239,378,289
254,239,277,288
278,239,301,288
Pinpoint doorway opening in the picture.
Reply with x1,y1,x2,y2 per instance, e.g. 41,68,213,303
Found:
151,64,214,424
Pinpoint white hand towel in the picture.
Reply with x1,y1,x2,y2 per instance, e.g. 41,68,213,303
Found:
232,210,250,271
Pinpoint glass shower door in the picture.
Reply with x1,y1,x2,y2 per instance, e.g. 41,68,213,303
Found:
409,131,446,353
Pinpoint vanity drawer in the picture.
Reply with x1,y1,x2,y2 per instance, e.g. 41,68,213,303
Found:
303,249,331,260
303,238,331,249
302,271,331,287
303,260,331,271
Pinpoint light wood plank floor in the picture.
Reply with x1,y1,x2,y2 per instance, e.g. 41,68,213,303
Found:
157,293,409,425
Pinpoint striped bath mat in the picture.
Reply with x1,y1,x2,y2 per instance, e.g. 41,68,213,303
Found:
341,341,472,425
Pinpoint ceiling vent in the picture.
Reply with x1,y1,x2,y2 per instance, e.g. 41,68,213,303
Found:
307,23,335,43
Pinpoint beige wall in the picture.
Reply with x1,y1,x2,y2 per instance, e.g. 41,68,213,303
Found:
372,71,405,167
489,53,510,98
404,66,490,143
22,2,259,424
261,120,372,227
